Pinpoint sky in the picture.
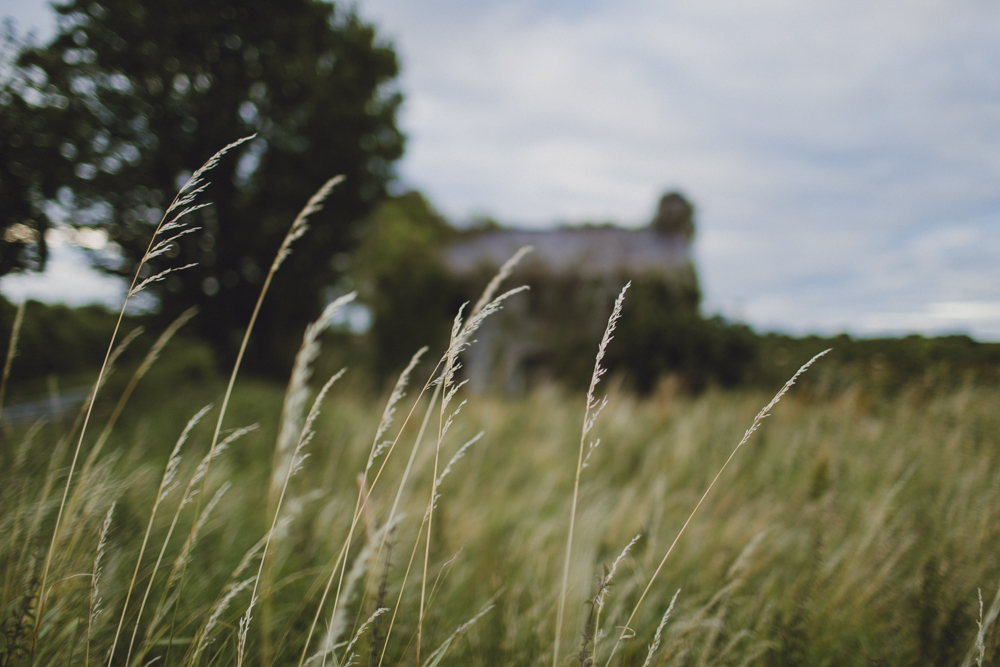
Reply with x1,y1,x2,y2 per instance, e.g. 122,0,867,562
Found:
2,0,1000,340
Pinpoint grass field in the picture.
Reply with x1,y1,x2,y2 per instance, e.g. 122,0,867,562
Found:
2,149,999,666
2,343,999,665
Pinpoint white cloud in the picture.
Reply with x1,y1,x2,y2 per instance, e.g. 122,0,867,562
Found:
358,0,1000,340
0,0,55,43
861,301,1000,339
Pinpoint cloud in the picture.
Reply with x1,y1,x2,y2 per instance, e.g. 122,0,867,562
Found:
861,301,1000,339
0,0,55,42
359,0,1000,340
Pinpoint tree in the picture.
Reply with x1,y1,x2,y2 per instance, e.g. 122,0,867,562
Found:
0,0,404,374
0,23,61,275
353,191,461,380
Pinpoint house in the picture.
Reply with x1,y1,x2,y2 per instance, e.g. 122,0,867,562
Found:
442,192,700,393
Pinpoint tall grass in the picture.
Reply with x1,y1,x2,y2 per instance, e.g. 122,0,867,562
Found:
4,354,1000,664
2,147,999,666
33,135,255,655
7,366,1000,664
554,280,630,666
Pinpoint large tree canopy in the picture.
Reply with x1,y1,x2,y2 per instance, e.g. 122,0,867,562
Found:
0,0,404,374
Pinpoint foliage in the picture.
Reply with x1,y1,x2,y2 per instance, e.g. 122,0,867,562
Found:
0,296,120,382
5,289,1000,402
352,191,461,381
0,0,403,375
749,332,1000,394
0,295,217,400
607,280,758,393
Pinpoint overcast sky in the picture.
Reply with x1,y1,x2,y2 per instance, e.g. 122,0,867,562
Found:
3,0,1000,340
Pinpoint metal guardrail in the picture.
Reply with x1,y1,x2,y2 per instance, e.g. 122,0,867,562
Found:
0,387,92,424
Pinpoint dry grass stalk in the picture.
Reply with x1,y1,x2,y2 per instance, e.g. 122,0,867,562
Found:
33,323,142,646
416,284,528,664
106,404,211,666
128,134,255,297
358,248,522,665
422,602,495,667
274,293,358,494
602,349,831,666
261,292,357,658
0,298,25,426
275,176,344,271
150,422,255,640
370,526,395,667
321,533,376,664
302,345,427,667
85,502,115,667
182,531,271,665
200,174,343,527
554,281,630,667
375,382,441,667
371,347,428,473
471,245,533,316
75,306,199,498
435,431,484,487
354,346,433,622
308,516,401,667
60,307,200,569
131,476,236,664
640,589,680,667
417,310,472,664
242,367,347,664
587,534,641,664
35,136,253,640
340,607,389,665
169,174,341,663
963,582,1000,667
191,575,255,664
236,593,256,667
385,382,439,540
354,248,527,667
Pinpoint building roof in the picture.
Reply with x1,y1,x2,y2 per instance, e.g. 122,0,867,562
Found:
443,226,691,279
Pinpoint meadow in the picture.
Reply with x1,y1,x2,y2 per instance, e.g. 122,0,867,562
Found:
2,143,999,666
3,340,1000,666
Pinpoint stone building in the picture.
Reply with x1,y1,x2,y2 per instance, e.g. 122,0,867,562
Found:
442,192,700,393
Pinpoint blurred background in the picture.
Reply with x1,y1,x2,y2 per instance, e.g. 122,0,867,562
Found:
1,0,1000,396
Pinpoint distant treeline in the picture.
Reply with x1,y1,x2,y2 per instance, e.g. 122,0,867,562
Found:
0,298,217,400
748,331,1000,393
1,295,998,398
